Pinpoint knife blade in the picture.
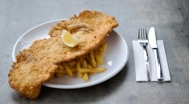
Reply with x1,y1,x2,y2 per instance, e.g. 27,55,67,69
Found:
149,27,163,81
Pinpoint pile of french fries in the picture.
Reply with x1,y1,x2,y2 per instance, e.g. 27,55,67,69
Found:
55,42,107,81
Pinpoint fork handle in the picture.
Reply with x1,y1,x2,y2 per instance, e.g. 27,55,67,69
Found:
143,48,151,81
153,48,163,81
145,60,151,81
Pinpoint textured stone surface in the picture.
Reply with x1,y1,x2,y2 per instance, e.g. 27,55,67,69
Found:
1,0,189,104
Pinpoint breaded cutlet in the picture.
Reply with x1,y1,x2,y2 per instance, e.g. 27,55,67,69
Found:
9,10,118,99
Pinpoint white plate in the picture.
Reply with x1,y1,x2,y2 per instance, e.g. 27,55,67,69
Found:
12,20,129,89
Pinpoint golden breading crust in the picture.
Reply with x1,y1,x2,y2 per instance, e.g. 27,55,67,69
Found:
49,10,118,61
9,49,57,99
8,10,118,99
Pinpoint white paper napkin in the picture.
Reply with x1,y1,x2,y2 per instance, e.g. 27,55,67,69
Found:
132,40,171,81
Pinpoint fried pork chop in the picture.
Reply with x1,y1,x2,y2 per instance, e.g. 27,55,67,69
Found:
8,10,118,99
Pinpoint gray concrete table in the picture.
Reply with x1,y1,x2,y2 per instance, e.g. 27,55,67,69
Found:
1,0,189,104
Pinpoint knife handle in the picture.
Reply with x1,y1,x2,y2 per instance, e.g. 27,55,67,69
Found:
153,48,163,81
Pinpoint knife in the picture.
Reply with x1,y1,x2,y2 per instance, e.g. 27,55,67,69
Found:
149,27,163,81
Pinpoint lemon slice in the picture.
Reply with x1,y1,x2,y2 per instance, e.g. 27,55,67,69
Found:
61,30,79,47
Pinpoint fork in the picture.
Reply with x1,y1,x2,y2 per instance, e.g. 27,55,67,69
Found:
138,29,151,81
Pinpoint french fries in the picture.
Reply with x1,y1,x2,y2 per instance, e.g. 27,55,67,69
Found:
89,51,97,67
77,57,83,78
82,60,88,82
54,42,107,81
78,68,106,73
62,63,73,76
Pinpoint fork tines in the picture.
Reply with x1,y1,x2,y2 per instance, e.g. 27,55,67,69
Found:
138,28,148,41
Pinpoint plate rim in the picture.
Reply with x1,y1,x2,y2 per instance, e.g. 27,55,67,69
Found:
12,19,129,89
